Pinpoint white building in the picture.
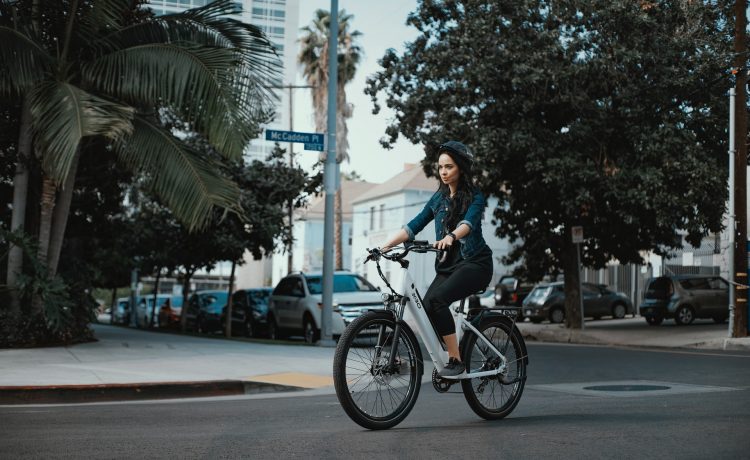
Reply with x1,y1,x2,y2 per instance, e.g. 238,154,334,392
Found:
350,164,516,296
263,179,375,287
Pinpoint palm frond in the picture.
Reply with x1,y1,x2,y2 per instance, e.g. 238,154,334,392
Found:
0,25,53,97
114,115,240,231
29,81,135,183
84,40,273,159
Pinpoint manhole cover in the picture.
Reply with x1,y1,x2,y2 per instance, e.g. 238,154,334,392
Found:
583,385,671,392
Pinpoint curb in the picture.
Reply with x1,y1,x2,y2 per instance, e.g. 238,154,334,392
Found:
0,380,305,405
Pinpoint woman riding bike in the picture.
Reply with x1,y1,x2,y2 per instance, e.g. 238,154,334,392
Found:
381,140,493,377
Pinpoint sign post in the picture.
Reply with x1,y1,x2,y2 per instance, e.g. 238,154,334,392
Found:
572,226,585,330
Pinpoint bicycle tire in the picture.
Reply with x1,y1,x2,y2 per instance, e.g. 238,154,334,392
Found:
461,318,527,420
333,310,422,430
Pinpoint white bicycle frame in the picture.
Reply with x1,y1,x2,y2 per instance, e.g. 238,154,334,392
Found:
395,260,509,380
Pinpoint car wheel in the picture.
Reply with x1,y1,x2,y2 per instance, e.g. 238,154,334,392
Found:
646,316,663,326
549,307,565,324
303,316,320,344
674,305,695,325
612,303,627,320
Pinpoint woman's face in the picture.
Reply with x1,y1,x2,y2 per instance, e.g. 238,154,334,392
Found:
438,152,460,188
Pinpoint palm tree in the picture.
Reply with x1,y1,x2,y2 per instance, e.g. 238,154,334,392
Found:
299,8,362,270
1,0,280,315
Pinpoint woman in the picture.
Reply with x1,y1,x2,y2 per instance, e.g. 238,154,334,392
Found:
381,141,493,377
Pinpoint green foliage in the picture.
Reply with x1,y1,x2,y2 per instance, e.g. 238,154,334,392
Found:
0,226,95,347
0,0,281,230
366,0,733,280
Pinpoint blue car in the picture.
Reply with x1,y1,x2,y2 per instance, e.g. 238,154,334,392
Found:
185,290,229,334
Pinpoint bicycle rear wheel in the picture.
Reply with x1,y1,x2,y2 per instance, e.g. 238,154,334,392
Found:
333,310,422,430
461,318,527,420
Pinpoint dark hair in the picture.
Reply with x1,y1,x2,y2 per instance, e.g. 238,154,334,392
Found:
437,144,476,232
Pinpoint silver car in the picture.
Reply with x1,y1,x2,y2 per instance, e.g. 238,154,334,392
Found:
268,271,383,343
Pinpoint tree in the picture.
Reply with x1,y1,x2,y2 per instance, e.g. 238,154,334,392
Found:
299,9,362,270
366,0,733,328
1,0,280,318
130,144,315,334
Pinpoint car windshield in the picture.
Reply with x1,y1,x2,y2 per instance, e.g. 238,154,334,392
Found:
645,277,673,299
250,290,270,305
202,292,228,311
305,274,377,295
526,286,552,302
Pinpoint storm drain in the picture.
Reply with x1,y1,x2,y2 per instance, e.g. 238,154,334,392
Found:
529,380,739,398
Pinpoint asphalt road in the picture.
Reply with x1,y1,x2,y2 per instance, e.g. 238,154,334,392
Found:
2,343,749,460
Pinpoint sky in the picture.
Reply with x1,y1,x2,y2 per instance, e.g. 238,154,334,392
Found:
291,0,424,184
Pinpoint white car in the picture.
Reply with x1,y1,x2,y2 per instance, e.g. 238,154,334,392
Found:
268,271,383,343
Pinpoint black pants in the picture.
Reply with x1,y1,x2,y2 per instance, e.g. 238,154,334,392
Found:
422,248,493,336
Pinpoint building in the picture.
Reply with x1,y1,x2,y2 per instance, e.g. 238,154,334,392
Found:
350,164,516,295
264,179,375,287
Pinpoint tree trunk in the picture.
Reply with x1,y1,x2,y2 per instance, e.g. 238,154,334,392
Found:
47,150,80,277
335,186,343,270
149,270,162,329
30,176,58,316
6,102,33,314
110,287,117,325
179,269,194,333
224,260,237,337
562,228,583,329
733,0,749,338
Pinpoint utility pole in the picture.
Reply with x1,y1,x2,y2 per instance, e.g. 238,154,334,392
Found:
732,0,748,337
320,0,339,347
268,84,315,274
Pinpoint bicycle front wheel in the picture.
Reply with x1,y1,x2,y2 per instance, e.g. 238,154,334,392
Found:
461,318,527,420
333,310,422,430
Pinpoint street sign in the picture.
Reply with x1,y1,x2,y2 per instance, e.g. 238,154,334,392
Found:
572,226,584,244
304,143,324,151
265,129,324,145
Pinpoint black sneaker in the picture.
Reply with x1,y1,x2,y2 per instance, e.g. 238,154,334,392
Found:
439,357,465,377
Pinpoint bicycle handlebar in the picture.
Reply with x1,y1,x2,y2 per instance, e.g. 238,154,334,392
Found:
366,241,448,264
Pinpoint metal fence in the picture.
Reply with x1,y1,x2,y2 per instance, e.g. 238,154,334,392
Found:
581,264,654,310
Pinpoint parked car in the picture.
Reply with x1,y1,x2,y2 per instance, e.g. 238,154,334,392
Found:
157,296,184,330
223,287,273,337
523,281,634,323
111,297,131,325
184,290,229,334
639,275,729,326
268,271,382,344
494,275,535,308
135,294,174,328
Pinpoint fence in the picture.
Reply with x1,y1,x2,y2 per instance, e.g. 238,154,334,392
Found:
581,264,653,310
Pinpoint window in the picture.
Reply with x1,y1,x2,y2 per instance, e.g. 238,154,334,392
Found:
645,277,673,299
379,204,385,229
679,278,710,290
369,206,375,230
709,278,729,291
305,274,378,295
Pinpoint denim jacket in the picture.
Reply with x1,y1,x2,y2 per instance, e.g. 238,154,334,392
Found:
404,189,489,259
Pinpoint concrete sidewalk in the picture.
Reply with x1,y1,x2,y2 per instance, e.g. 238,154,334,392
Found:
1,317,748,404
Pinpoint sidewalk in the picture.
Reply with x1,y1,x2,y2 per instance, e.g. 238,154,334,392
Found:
1,318,748,404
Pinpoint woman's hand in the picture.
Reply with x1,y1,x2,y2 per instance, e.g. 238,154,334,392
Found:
434,235,454,251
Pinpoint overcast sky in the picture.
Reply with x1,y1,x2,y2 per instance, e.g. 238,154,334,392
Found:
291,0,425,184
